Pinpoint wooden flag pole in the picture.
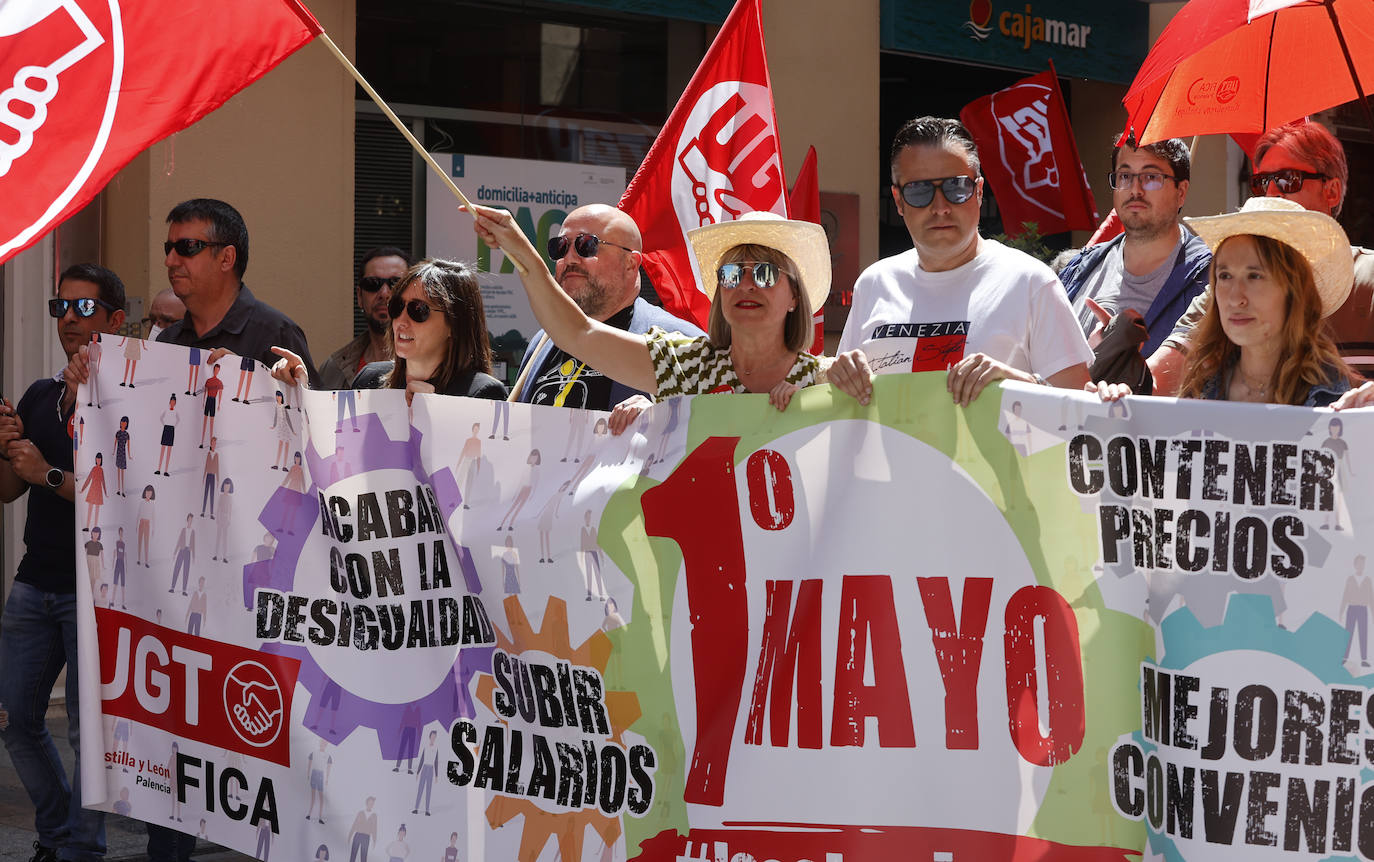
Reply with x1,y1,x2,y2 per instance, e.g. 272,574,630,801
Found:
316,31,528,274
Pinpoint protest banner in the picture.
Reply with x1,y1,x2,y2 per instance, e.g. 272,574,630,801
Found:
73,339,1374,861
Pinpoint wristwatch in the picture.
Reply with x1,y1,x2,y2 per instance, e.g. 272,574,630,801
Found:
45,467,63,488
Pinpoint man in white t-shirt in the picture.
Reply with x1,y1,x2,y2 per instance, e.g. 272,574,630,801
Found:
830,116,1092,406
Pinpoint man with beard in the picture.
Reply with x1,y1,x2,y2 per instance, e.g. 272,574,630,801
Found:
318,247,412,389
1057,136,1209,361
509,204,703,409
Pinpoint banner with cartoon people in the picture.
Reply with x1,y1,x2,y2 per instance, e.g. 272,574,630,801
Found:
72,340,1374,862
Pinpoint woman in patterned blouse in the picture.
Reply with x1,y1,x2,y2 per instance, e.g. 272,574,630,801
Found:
471,207,832,431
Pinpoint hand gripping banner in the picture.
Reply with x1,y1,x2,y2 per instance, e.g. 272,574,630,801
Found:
72,339,1374,861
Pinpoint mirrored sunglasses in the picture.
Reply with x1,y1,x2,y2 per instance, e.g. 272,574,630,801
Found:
49,297,120,319
897,175,977,208
359,275,402,293
388,296,437,323
163,238,229,257
547,232,634,261
1249,169,1329,196
717,261,779,290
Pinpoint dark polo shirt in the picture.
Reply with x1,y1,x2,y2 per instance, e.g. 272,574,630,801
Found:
158,283,319,386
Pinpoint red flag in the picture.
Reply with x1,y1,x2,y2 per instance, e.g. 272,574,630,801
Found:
959,68,1097,239
0,0,321,264
787,145,825,352
619,0,787,329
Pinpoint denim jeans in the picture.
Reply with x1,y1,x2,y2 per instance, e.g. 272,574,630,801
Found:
0,581,106,862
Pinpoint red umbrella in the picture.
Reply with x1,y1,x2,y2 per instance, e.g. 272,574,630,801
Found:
1121,0,1374,146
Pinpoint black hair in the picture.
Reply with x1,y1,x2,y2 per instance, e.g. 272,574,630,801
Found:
167,199,249,278
60,263,126,312
890,116,980,182
1113,133,1191,183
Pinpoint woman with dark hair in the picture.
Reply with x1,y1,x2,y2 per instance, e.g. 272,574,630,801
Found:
1094,197,1358,407
468,206,830,428
272,259,507,401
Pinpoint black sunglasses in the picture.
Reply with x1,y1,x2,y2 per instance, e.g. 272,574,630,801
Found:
547,232,635,261
359,275,402,293
164,238,229,257
718,261,779,290
1249,169,1329,196
49,297,120,319
388,295,438,323
896,175,977,208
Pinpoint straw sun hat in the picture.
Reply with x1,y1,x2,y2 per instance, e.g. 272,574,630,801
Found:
1183,197,1353,317
687,211,831,311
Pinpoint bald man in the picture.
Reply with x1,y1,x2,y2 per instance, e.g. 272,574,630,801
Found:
509,204,703,409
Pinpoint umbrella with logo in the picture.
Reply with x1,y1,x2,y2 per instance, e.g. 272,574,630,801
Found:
1121,0,1374,146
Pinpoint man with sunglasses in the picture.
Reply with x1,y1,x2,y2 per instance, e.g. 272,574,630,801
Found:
1057,136,1209,365
510,203,702,409
833,116,1091,407
318,246,412,389
0,264,126,862
1149,119,1374,394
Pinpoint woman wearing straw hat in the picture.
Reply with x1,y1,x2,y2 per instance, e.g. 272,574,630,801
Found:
1093,197,1357,406
469,205,830,424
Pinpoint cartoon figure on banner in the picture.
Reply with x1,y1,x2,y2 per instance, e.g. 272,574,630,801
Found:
136,484,155,567
111,526,127,608
280,452,306,535
214,479,234,562
536,482,569,563
566,419,609,494
497,449,539,530
1323,417,1352,530
582,510,605,601
412,730,440,816
394,703,422,773
200,437,219,518
197,819,208,840
113,788,131,817
154,394,178,475
170,513,195,595
1343,554,1372,667
489,398,509,441
233,353,256,404
311,677,342,736
81,450,106,530
113,416,131,496
110,717,131,771
185,577,207,635
255,817,273,861
602,596,624,632
315,845,330,862
561,409,587,462
385,824,409,862
270,390,295,470
456,423,482,509
168,742,182,821
252,531,276,564
441,833,458,862
336,389,358,434
500,536,520,594
186,348,202,395
1003,401,1031,457
306,738,332,824
201,363,224,446
118,334,144,387
347,796,378,862
87,333,103,408
654,397,683,463
84,526,104,591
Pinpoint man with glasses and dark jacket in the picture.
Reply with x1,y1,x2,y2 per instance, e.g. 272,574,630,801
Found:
509,203,702,409
0,264,126,862
318,246,412,389
829,116,1091,407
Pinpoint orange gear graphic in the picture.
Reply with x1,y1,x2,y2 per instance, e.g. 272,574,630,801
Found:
476,596,642,861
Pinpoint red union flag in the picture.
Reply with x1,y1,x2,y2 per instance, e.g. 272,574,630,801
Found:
959,69,1097,238
0,0,321,265
619,0,786,328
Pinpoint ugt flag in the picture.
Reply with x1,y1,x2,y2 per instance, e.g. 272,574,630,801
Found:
959,69,1097,238
619,0,787,329
0,0,321,265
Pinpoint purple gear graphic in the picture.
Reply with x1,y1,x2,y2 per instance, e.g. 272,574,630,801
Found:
241,409,493,755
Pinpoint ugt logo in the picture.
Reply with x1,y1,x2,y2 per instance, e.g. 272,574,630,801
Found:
671,81,786,231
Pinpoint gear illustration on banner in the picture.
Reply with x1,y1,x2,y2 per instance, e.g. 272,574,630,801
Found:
1142,593,1374,861
476,595,642,862
241,409,493,751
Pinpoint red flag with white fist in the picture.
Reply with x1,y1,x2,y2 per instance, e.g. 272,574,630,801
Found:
619,0,788,329
0,0,321,266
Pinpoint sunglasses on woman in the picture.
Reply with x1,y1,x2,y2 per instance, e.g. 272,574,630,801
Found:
547,232,635,261
895,175,977,208
388,296,439,323
48,297,121,319
1249,169,1329,195
717,261,779,289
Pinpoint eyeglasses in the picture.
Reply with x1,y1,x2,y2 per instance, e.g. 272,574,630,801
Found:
48,297,120,319
717,261,780,290
1107,171,1177,191
1249,169,1330,195
141,313,181,330
359,275,402,293
388,296,438,323
163,238,228,257
895,175,978,208
547,232,635,261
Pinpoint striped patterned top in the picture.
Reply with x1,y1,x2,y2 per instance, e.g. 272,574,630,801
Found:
645,326,825,398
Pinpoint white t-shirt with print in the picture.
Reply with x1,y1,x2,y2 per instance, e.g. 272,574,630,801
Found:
837,239,1092,378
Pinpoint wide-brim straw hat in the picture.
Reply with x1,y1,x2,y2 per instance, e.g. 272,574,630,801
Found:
1183,197,1353,317
688,211,831,311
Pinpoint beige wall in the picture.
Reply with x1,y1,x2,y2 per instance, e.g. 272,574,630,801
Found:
103,0,357,360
